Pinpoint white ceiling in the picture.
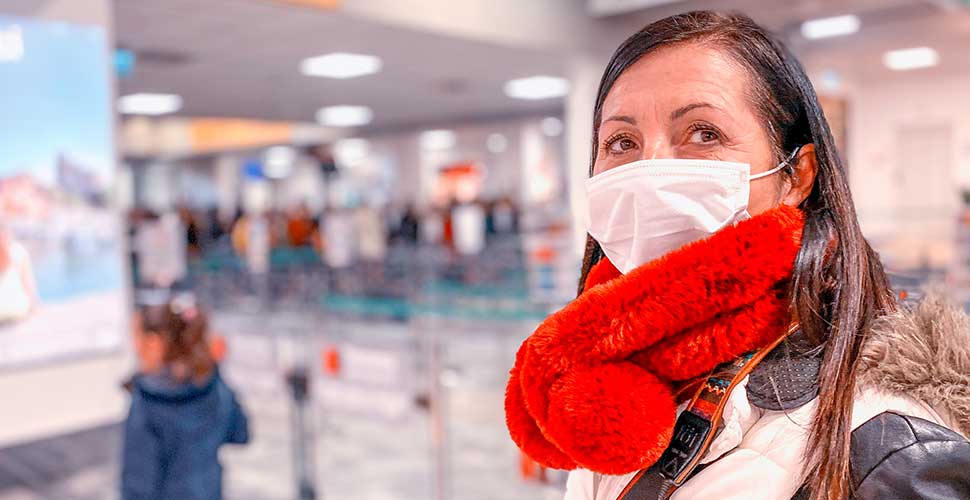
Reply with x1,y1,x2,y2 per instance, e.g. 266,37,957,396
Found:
113,0,569,132
112,0,970,133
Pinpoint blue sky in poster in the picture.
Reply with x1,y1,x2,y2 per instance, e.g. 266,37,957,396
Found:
0,15,114,188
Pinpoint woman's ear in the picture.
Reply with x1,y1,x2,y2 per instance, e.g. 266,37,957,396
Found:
781,143,818,207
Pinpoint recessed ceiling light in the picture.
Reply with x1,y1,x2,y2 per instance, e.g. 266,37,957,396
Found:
800,14,860,40
883,47,939,71
504,76,570,100
486,133,508,154
300,52,382,79
420,129,457,151
118,93,182,115
316,105,373,127
541,117,564,137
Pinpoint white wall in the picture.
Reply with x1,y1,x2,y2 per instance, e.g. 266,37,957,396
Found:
0,0,134,448
847,71,970,268
565,53,602,256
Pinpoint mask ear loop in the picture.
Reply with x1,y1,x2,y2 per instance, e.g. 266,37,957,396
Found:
750,145,802,181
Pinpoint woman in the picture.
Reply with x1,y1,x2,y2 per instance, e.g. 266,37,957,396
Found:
505,11,969,500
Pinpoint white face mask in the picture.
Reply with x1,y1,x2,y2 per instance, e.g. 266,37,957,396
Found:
585,156,792,274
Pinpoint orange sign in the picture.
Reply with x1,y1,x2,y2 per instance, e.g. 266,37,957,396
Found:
190,118,292,153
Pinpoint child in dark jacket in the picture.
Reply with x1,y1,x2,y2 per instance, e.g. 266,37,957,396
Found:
122,296,249,500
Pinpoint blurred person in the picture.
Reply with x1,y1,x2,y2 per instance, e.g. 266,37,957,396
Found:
420,206,445,246
0,223,38,322
322,206,358,294
442,200,455,249
219,209,241,245
354,202,387,288
134,210,187,288
451,200,486,256
178,205,201,259
122,296,249,500
398,203,421,244
274,209,292,249
286,202,316,248
355,202,387,263
311,211,325,256
205,207,226,244
490,195,519,235
506,11,969,500
391,202,421,245
231,211,271,275
322,206,356,270
230,211,248,258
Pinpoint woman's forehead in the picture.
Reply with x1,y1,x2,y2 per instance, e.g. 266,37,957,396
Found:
602,44,750,119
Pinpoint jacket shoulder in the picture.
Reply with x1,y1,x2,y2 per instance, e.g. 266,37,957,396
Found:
851,411,970,499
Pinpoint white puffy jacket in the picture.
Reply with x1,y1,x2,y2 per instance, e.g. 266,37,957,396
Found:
564,296,970,500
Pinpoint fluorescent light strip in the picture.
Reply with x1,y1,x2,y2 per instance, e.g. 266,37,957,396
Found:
316,105,373,127
118,93,182,115
883,47,939,71
301,52,382,79
801,14,860,40
504,76,570,100
420,130,456,151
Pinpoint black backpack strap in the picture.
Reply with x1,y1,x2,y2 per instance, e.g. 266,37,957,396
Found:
616,325,796,500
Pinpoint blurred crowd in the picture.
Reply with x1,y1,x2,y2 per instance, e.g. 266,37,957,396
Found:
126,197,521,291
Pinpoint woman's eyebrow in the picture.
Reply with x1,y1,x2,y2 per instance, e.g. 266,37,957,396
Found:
602,115,637,126
670,102,720,120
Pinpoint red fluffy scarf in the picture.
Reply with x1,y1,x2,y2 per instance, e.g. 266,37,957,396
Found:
505,205,805,474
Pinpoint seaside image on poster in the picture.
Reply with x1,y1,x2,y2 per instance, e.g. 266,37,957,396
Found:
0,15,125,367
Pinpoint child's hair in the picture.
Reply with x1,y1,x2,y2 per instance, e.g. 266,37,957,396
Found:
139,296,215,383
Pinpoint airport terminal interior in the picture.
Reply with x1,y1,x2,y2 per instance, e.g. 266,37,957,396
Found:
2,0,970,499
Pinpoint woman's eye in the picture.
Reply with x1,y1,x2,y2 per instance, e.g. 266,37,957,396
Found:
688,129,719,144
608,137,637,154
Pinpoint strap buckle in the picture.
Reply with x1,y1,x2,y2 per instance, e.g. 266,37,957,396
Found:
657,411,713,483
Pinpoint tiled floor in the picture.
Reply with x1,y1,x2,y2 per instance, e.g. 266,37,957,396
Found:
0,312,566,500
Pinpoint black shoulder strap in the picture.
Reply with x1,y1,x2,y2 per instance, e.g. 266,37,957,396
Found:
616,326,795,500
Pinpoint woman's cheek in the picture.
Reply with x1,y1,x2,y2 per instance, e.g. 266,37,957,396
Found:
746,178,785,215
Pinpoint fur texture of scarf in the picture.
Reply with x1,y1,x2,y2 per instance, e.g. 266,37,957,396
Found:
505,205,805,474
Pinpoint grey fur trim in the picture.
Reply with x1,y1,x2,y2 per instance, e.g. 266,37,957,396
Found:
860,293,970,437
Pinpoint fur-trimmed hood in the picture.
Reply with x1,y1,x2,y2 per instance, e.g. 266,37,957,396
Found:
860,293,970,437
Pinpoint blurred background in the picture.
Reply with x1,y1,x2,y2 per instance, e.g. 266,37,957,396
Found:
1,0,969,499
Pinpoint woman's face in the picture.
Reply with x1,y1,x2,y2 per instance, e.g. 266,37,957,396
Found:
593,43,788,216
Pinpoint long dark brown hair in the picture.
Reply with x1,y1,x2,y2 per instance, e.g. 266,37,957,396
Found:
139,301,215,384
577,11,895,499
